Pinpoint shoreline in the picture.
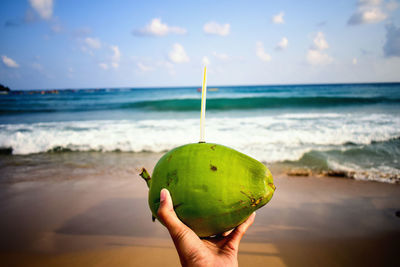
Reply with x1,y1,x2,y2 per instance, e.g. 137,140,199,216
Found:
1,152,399,266
1,150,399,185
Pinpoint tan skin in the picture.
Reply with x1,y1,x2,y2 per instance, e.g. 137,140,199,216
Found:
157,188,256,267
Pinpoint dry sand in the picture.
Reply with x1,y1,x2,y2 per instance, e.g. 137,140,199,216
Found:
0,152,399,266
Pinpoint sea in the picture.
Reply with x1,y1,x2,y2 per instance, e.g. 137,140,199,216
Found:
1,83,400,184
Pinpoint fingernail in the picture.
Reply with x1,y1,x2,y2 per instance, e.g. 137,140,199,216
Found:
160,188,168,202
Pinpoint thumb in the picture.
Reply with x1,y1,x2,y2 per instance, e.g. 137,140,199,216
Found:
157,189,202,266
157,188,191,240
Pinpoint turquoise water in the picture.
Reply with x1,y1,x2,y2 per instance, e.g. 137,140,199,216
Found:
0,83,399,183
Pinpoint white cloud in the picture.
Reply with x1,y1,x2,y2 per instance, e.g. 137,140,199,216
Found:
272,12,285,24
358,0,382,6
256,42,271,62
306,32,333,65
276,37,288,50
348,0,388,25
363,8,387,21
168,43,189,63
85,37,101,49
306,50,333,65
110,45,120,68
83,41,121,70
348,8,387,24
111,46,120,61
137,62,154,72
1,55,19,68
29,0,53,20
99,63,109,70
203,22,230,36
212,51,229,60
134,18,186,36
353,58,358,64
202,56,210,66
312,32,329,50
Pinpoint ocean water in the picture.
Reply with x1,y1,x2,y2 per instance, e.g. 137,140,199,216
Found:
1,83,399,183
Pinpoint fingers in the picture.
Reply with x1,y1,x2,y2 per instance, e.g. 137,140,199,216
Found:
225,212,256,252
222,229,234,237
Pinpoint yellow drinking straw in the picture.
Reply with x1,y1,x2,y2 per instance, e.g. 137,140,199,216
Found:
199,66,207,143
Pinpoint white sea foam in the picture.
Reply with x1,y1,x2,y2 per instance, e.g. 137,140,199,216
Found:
1,113,399,165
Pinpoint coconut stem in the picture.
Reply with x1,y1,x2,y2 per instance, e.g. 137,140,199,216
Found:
139,167,151,187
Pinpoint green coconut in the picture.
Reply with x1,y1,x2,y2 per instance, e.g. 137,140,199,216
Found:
140,142,275,237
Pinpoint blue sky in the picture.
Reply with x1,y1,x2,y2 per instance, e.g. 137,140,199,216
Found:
1,0,400,89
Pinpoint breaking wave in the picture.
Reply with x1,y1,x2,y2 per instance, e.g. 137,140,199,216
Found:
1,96,400,114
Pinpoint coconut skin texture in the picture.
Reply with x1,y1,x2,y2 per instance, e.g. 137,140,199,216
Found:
140,143,275,237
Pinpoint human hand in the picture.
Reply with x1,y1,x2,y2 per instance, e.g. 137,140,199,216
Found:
157,188,256,267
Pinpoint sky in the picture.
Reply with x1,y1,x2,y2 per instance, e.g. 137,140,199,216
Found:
0,0,400,90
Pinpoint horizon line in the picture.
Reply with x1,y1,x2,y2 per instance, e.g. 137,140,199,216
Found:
5,81,400,91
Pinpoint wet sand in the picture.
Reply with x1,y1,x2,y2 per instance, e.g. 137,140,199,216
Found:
0,152,399,266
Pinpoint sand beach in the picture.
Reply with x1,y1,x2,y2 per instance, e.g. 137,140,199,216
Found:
0,152,399,267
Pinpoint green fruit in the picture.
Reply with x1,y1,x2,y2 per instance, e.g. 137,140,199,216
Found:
140,142,275,237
